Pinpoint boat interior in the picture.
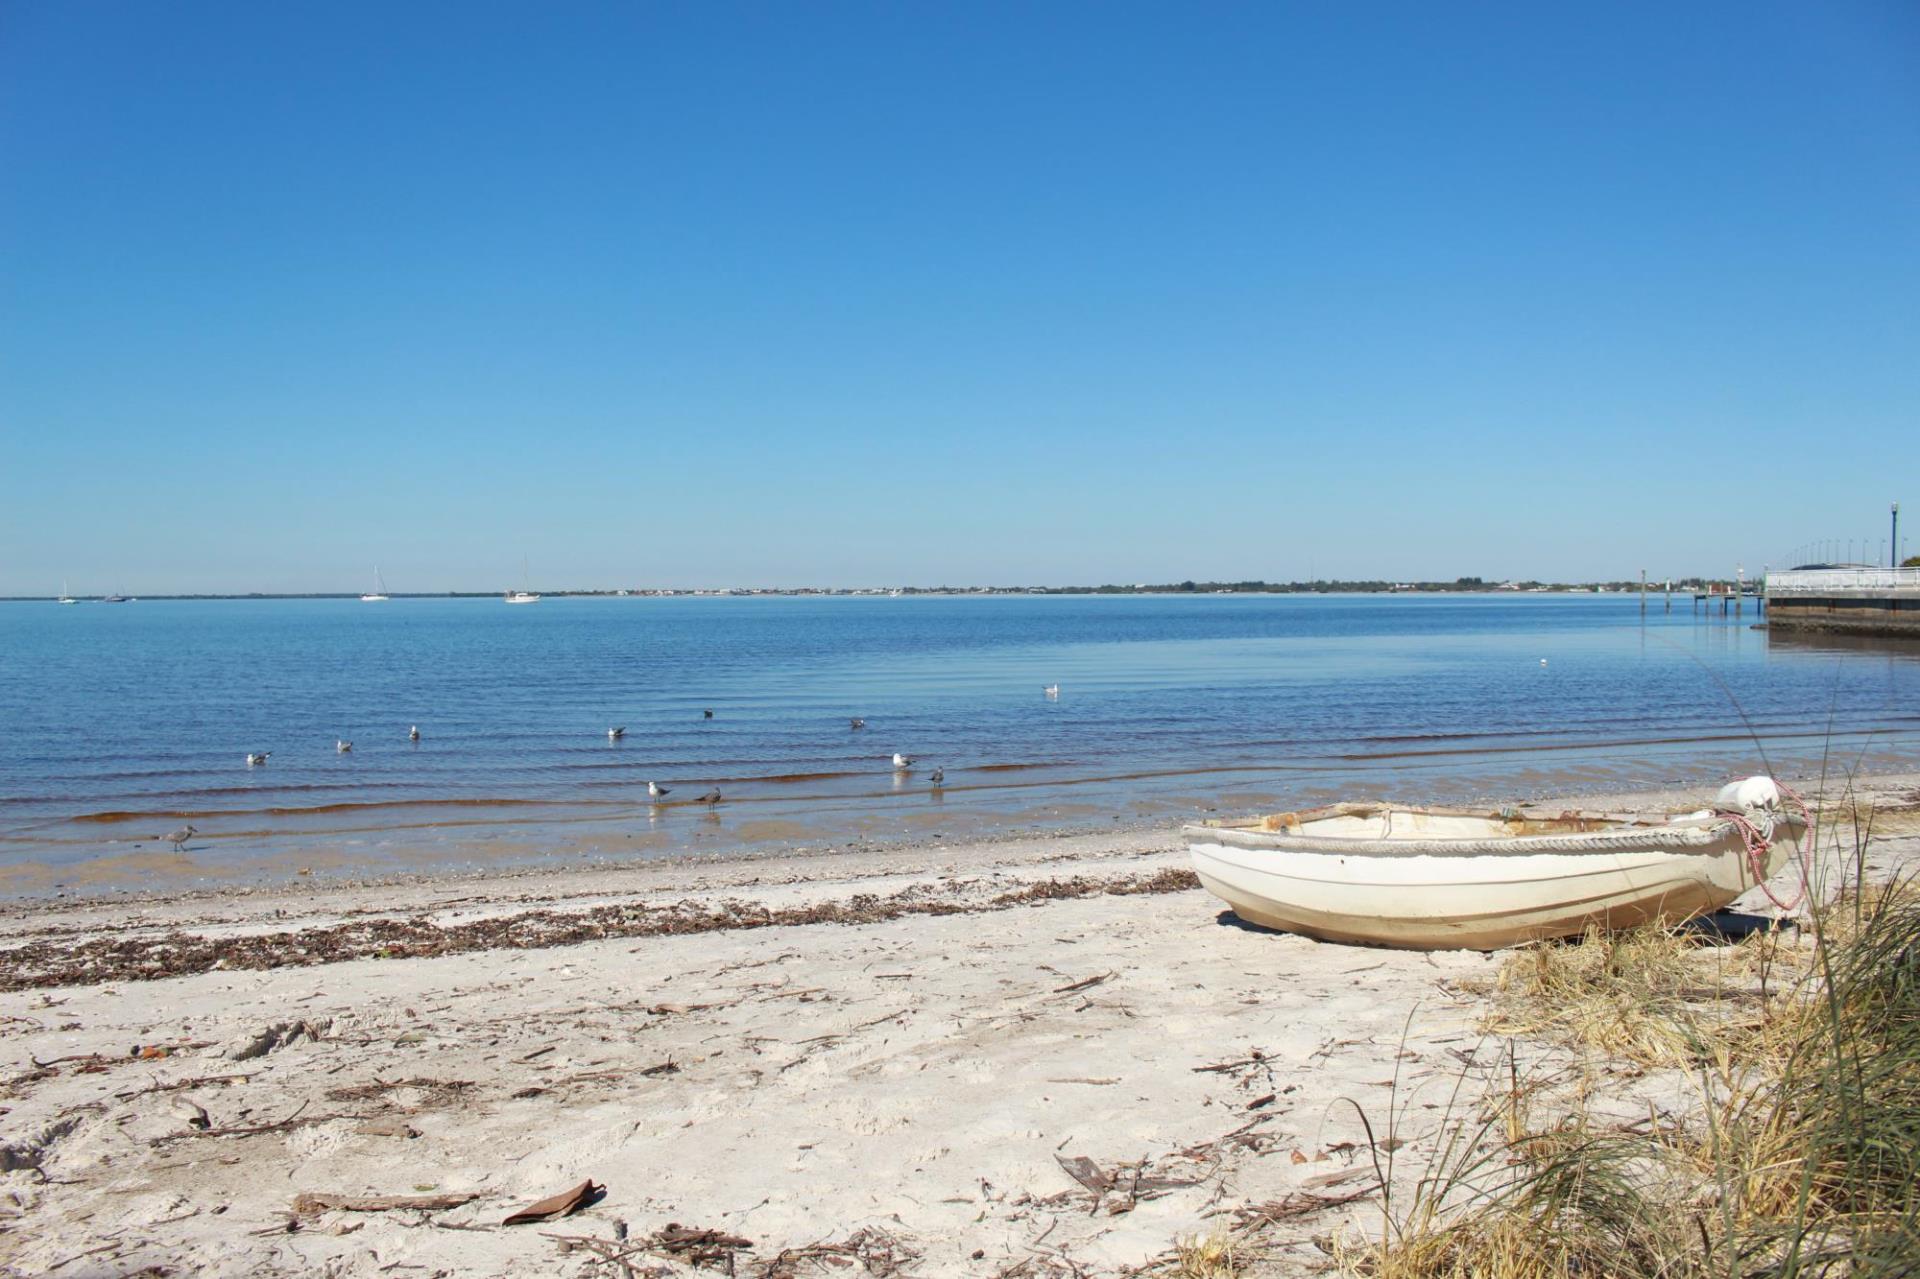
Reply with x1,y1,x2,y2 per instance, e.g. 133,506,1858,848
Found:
1207,802,1677,841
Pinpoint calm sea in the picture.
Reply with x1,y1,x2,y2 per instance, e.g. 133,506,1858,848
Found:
3,594,1917,894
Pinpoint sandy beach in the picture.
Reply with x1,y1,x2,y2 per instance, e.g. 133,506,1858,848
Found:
4,773,1917,1278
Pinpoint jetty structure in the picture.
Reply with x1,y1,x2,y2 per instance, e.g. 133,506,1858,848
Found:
1764,566,1920,637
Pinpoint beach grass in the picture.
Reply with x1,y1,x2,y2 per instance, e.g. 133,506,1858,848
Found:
1342,822,1920,1278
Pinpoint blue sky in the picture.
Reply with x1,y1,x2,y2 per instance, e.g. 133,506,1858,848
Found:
3,2,1916,593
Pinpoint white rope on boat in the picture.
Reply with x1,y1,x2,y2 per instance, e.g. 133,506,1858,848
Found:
1192,821,1756,859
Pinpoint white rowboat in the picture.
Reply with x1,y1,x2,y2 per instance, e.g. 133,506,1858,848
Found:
1186,796,1806,950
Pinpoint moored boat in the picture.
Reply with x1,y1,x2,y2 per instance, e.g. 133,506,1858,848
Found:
504,556,539,603
1186,780,1809,950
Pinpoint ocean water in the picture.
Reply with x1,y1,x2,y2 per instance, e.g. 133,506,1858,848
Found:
2,594,1917,893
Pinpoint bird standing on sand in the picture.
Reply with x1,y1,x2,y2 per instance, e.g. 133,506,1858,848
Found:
929,766,945,786
608,727,626,740
408,725,421,742
850,718,865,730
165,824,196,852
696,787,723,807
648,781,671,799
245,752,270,767
336,740,352,753
893,753,916,769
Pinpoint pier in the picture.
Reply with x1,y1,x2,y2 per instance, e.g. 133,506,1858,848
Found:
1689,583,1761,617
1764,567,1920,638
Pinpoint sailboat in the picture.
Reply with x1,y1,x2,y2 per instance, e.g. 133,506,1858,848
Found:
361,567,391,602
58,580,77,605
505,556,540,604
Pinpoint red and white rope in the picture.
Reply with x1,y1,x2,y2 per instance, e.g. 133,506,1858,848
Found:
1718,777,1817,914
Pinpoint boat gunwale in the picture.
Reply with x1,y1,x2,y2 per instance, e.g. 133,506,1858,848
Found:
1185,806,1805,860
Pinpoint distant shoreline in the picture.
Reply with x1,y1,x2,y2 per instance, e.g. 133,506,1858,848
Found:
0,578,1739,602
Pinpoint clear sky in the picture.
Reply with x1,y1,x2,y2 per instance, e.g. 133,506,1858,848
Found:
3,2,1916,594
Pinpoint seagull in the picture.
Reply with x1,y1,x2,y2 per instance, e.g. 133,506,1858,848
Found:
929,767,945,786
647,781,671,799
892,753,916,769
608,727,626,740
408,725,421,742
850,718,866,730
1043,684,1060,699
1539,659,1548,667
164,824,196,852
245,752,270,767
695,787,723,807
703,709,714,720
336,739,352,753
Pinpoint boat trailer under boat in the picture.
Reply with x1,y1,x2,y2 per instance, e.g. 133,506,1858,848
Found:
1185,777,1811,950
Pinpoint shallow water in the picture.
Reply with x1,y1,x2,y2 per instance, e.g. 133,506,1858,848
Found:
3,594,1917,894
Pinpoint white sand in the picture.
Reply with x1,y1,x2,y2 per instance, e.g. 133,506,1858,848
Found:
3,775,1915,1278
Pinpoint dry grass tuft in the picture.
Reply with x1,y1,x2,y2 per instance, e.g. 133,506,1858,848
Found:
1172,1229,1240,1279
1479,921,1797,1069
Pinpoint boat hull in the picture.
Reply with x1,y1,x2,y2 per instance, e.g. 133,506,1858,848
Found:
1187,816,1804,950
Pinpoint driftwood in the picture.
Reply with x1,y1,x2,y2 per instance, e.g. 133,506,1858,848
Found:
325,1076,475,1103
115,1073,252,1101
1053,1153,1198,1215
1050,972,1114,995
758,1227,921,1278
150,1111,358,1146
293,1190,478,1215
647,1222,754,1267
1301,1166,1378,1191
542,1231,649,1278
1233,1183,1379,1225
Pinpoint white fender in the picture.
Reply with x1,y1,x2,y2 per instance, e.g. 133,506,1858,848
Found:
1714,775,1781,814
